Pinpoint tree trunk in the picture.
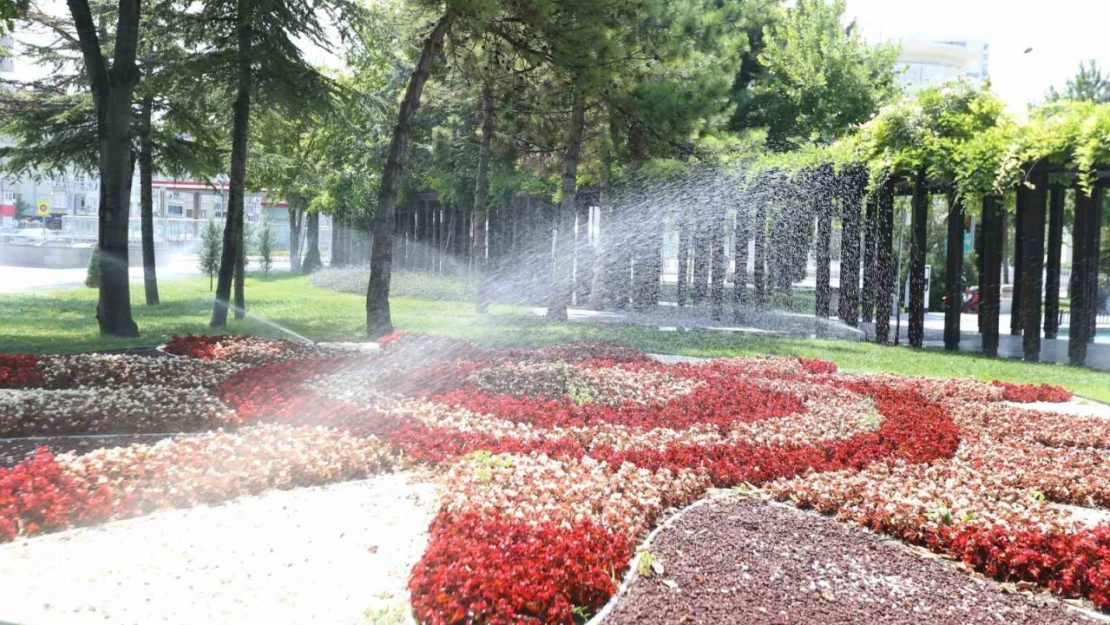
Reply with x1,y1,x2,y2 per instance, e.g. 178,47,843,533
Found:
68,0,141,336
474,82,494,313
330,218,343,266
908,170,928,348
288,204,302,273
1011,196,1024,336
366,11,454,337
692,210,710,305
211,3,251,328
302,212,322,273
546,89,585,321
139,95,159,306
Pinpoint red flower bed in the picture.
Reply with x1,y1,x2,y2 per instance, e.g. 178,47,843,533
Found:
992,381,1073,403
950,525,1110,609
164,334,228,359
410,510,630,625
0,354,44,389
0,448,113,541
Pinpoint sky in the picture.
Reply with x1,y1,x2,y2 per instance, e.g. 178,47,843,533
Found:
843,0,1110,112
4,1,1109,113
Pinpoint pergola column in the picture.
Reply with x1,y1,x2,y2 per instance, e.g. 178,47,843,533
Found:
1069,187,1095,364
710,207,727,319
815,195,832,318
838,172,863,327
943,192,964,351
874,180,895,344
732,205,750,319
676,203,691,307
753,199,768,310
1043,185,1065,339
1019,166,1048,361
861,196,877,323
908,170,928,348
1011,193,1025,336
981,195,1003,357
1089,189,1104,341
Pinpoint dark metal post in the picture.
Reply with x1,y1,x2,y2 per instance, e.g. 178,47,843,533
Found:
1011,192,1025,336
874,180,895,344
981,195,1002,357
838,171,863,326
816,196,832,318
908,170,928,348
753,199,767,310
1044,185,1065,339
1019,166,1047,361
1070,187,1093,365
943,192,964,350
861,195,877,323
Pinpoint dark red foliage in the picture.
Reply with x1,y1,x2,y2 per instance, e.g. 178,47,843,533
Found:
433,373,806,434
0,354,43,389
216,357,374,427
0,448,114,541
991,381,1072,403
950,525,1110,609
410,511,630,625
164,334,234,359
797,357,837,374
387,418,586,465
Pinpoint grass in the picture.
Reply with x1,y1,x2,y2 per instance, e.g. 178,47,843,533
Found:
3,271,1110,401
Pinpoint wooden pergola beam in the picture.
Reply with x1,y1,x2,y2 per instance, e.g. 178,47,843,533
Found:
908,170,929,348
1019,165,1048,361
943,192,964,351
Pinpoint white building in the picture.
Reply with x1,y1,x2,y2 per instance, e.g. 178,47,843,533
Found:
897,39,990,93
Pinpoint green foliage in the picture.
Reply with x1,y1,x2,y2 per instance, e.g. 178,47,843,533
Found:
13,197,34,218
84,246,100,289
735,0,900,150
1047,60,1110,105
198,220,222,290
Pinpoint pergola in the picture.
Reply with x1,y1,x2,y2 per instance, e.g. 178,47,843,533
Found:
802,163,1107,366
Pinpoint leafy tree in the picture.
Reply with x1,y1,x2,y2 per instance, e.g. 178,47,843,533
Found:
1,2,222,308
14,197,33,218
198,220,223,290
733,0,900,150
1047,60,1110,104
257,216,274,278
0,0,25,34
63,0,143,336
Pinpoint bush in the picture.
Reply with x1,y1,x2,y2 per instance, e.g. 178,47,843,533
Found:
84,245,100,288
310,267,474,301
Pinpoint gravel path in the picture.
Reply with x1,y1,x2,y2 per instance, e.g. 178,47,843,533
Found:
0,472,437,625
605,499,1102,625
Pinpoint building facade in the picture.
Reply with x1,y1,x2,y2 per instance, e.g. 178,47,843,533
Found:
897,39,990,93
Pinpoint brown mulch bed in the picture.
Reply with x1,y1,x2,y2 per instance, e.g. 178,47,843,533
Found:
604,500,1101,625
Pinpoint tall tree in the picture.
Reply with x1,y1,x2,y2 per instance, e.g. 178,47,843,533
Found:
366,8,457,337
67,0,143,336
196,0,339,327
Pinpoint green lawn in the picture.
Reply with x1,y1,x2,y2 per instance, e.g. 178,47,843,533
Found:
4,271,1110,401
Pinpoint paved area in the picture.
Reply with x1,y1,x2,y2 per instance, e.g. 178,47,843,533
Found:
0,258,292,293
0,472,437,625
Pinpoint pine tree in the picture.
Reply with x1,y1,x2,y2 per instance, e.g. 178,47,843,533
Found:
258,217,274,279
199,220,222,290
84,245,100,288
